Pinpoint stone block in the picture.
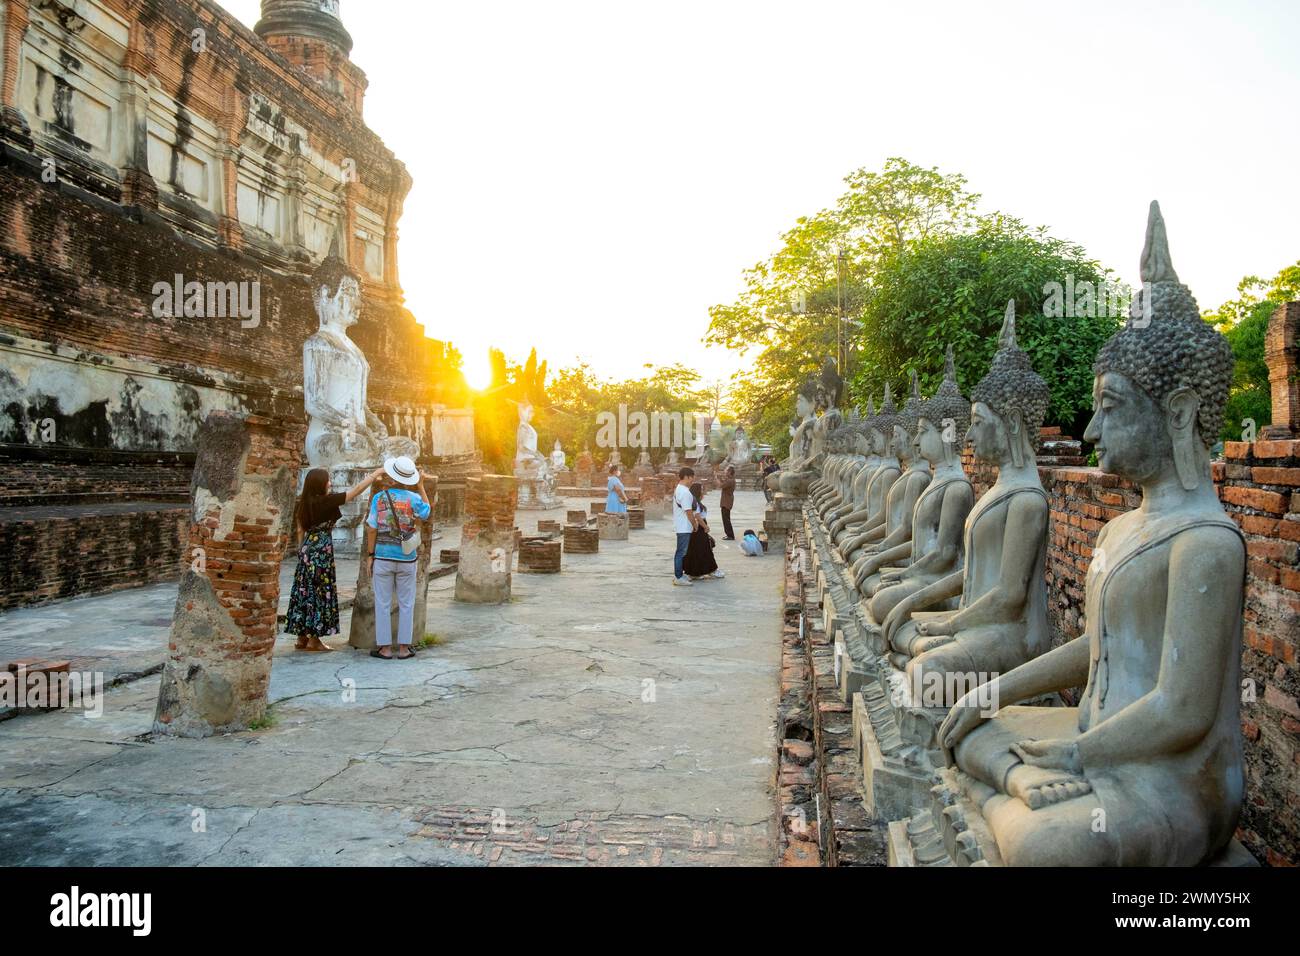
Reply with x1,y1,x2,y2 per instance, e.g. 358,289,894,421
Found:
598,512,629,540
454,526,514,603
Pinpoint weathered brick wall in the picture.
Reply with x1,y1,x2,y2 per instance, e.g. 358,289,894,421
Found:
0,448,193,506
0,506,189,610
960,441,1300,865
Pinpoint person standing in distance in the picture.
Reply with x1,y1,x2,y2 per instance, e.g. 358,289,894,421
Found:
672,466,698,586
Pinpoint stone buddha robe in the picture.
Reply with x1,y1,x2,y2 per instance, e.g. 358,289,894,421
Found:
832,456,899,550
952,508,1245,866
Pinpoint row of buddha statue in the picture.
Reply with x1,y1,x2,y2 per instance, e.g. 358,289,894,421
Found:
789,202,1247,866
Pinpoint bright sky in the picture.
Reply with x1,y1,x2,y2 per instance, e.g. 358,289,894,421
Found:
221,0,1300,390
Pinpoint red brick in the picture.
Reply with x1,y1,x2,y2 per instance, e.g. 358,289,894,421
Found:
1222,486,1288,514
1253,467,1300,487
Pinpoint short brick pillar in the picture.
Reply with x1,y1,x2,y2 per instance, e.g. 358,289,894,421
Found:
538,519,562,535
627,507,646,530
563,525,599,554
640,477,668,519
439,549,460,565
598,512,629,540
518,540,562,574
462,475,518,542
1264,301,1300,439
154,413,298,737
567,509,587,525
591,501,607,515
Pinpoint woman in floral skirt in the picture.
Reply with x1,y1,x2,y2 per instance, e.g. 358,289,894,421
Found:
285,466,384,651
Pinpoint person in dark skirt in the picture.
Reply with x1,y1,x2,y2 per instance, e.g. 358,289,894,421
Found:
682,481,726,580
285,466,385,652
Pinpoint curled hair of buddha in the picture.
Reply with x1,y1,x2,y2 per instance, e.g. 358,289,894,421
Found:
817,357,844,412
922,345,971,438
971,298,1050,448
312,253,358,297
870,382,902,438
1093,201,1233,447
898,369,925,435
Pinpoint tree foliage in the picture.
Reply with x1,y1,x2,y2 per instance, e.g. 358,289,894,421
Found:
851,216,1120,436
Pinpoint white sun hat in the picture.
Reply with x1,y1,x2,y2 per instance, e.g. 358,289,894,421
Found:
383,455,420,485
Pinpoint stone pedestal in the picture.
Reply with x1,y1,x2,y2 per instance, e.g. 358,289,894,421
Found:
598,512,629,540
454,525,514,603
566,509,587,525
519,539,562,573
763,492,804,541
154,412,298,738
640,477,668,519
462,475,518,542
627,507,645,530
564,525,599,554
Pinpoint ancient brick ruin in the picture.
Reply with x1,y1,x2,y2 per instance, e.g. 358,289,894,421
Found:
0,0,477,610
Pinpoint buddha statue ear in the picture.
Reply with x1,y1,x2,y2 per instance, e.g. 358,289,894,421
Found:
1006,408,1026,469
1166,386,1204,491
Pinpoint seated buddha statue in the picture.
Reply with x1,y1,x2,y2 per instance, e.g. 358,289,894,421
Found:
848,372,932,585
767,386,817,495
820,399,877,522
829,388,901,547
835,389,905,555
860,348,974,621
811,425,858,512
774,360,842,496
884,300,1051,695
937,202,1245,867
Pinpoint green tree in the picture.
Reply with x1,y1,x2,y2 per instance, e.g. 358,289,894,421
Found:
1205,260,1300,441
707,158,981,451
850,216,1121,436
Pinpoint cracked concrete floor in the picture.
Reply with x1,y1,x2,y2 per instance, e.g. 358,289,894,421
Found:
0,490,783,866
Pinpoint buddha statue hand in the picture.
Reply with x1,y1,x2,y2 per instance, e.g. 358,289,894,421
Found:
880,570,903,587
1007,740,1092,809
365,409,391,441
938,686,996,766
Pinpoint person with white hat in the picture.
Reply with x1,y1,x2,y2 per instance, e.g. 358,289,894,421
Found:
363,455,433,660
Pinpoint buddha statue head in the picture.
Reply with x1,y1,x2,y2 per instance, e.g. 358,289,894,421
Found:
312,254,361,331
916,345,970,467
795,375,817,421
895,370,925,463
1086,202,1233,492
969,299,1050,468
869,383,902,458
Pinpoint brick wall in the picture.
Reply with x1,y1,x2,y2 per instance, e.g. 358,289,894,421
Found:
0,505,188,610
959,440,1300,865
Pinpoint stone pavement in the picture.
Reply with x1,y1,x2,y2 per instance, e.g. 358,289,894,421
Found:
0,489,783,866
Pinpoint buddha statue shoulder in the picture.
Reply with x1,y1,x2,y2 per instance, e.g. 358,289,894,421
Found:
937,202,1244,866
304,255,419,469
884,300,1051,692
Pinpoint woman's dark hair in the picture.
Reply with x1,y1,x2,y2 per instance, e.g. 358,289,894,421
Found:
609,464,620,476
689,481,704,508
295,468,330,532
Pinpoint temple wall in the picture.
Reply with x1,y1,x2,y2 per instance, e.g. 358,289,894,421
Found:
0,0,478,608
960,440,1300,866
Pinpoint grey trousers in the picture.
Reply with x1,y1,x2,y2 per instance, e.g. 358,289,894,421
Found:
372,558,418,646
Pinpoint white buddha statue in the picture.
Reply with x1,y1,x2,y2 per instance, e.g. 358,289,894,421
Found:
304,255,419,470
550,439,566,473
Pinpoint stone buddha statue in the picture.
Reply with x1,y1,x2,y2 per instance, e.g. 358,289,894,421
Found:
884,300,1051,692
866,347,974,637
727,426,753,466
515,401,559,508
811,428,859,513
834,389,903,554
829,388,901,548
768,383,818,495
817,398,875,520
303,255,420,469
636,446,653,468
935,202,1245,866
550,440,566,473
847,371,932,581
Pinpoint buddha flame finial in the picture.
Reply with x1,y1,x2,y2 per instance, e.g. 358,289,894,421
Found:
998,299,1018,350
1139,200,1179,286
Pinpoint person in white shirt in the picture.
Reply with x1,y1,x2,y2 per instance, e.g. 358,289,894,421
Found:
672,467,698,586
